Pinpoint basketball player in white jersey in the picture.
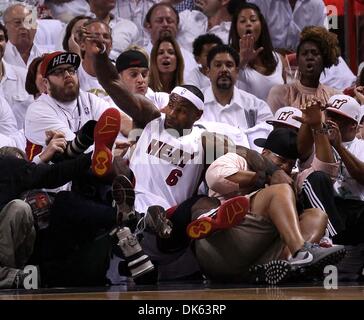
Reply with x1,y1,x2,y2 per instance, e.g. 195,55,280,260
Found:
85,31,337,282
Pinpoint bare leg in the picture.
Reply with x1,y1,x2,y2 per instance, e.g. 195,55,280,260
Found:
251,184,305,255
299,208,327,243
280,208,328,259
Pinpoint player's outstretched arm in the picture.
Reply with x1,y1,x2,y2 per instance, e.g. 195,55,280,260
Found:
86,29,160,128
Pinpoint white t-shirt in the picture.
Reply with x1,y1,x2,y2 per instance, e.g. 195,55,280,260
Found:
25,90,116,145
46,0,91,23
4,41,48,69
247,0,327,51
201,86,273,131
0,61,34,129
185,66,211,90
129,115,205,212
0,95,26,150
320,56,356,91
0,95,18,136
35,19,66,52
109,17,141,61
112,0,160,47
145,87,169,110
334,138,364,201
237,52,284,101
178,10,231,52
78,63,116,106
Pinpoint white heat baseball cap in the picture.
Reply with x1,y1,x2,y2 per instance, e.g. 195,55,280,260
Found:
326,94,361,123
266,106,302,129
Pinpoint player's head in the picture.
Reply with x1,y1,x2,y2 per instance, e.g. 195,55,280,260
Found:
165,85,204,134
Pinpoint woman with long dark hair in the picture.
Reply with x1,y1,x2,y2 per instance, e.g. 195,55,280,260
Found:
149,35,184,93
229,3,286,101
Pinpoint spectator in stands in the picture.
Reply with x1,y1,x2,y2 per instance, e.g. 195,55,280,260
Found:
116,47,169,110
3,4,48,69
247,0,356,91
189,125,344,283
149,35,184,93
267,26,340,114
25,56,47,100
0,95,26,150
178,0,232,52
201,45,273,141
0,112,125,288
266,106,302,132
247,0,327,52
298,94,364,246
78,19,115,104
229,3,286,101
0,22,34,129
112,0,160,47
86,0,140,60
62,15,91,57
186,33,223,89
143,3,198,79
24,51,131,163
46,0,91,23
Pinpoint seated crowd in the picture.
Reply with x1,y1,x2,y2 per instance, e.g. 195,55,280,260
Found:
0,0,364,289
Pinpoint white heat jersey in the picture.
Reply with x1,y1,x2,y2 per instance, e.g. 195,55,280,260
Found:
334,138,364,201
129,115,205,212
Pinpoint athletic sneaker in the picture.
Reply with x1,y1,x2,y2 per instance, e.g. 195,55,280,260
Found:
186,196,249,240
92,108,121,178
249,260,292,285
289,242,346,277
143,205,173,238
116,227,154,279
112,174,136,226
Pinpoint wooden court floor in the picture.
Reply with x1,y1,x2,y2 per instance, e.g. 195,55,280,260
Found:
1,282,364,300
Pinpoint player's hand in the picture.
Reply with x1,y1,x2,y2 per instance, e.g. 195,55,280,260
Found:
81,27,106,55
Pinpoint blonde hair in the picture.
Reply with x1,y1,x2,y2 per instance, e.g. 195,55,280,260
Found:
149,35,184,93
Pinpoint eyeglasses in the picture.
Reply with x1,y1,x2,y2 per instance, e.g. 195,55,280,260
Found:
48,67,76,77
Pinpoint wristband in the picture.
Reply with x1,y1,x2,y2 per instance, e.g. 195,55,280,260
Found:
312,123,328,135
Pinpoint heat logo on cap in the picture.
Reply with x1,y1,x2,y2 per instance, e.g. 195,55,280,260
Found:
277,111,294,122
51,53,79,69
330,99,348,110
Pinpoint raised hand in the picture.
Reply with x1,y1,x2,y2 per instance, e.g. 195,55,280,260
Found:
294,98,326,128
239,34,263,68
354,86,364,105
81,26,106,55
